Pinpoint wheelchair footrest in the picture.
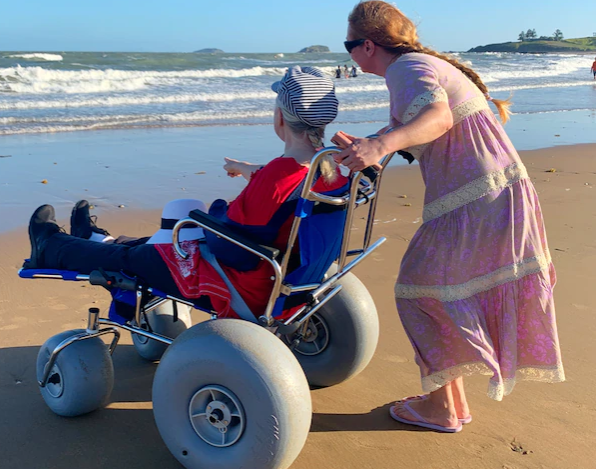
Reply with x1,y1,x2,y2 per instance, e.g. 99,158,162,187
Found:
18,267,85,281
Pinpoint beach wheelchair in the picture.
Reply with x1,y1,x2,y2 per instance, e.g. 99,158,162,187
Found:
19,145,395,469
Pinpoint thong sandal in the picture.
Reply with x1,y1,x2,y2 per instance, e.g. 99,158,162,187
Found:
395,395,472,424
389,402,463,433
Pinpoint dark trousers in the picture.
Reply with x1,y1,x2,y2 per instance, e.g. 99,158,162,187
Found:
43,233,184,298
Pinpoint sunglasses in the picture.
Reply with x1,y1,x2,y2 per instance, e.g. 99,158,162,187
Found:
344,38,366,53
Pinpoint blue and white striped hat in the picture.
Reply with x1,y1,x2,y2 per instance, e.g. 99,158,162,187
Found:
272,66,338,127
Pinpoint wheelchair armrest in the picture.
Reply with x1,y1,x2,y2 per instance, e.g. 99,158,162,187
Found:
189,209,280,261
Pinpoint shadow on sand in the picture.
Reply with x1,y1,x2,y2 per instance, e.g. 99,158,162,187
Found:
0,344,415,469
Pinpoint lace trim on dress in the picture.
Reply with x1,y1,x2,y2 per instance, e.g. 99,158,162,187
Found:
451,95,490,126
423,162,529,223
398,93,488,161
401,88,448,124
394,254,551,302
421,361,565,401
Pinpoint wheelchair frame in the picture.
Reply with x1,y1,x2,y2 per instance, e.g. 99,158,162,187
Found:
20,145,395,389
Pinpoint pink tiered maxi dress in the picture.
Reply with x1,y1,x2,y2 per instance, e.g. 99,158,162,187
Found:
387,53,565,400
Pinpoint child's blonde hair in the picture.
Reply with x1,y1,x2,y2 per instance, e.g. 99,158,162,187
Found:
278,103,338,183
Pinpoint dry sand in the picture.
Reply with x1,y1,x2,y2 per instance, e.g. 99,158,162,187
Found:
0,144,595,469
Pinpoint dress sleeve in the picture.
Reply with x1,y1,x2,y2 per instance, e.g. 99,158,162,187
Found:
385,55,448,125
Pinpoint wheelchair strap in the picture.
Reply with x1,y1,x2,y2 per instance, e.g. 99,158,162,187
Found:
198,242,258,323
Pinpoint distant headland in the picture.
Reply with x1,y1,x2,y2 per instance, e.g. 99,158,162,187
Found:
469,31,596,53
194,48,224,54
298,45,330,53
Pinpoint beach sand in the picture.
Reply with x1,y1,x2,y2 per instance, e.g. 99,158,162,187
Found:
0,143,595,468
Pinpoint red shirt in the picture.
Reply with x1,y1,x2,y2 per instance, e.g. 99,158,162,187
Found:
156,157,348,319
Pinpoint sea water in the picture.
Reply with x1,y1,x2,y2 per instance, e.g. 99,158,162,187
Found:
1,51,595,135
0,51,595,232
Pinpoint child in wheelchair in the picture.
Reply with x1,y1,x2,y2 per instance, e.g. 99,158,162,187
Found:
23,66,348,320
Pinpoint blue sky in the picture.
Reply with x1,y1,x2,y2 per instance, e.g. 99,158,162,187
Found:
2,0,595,53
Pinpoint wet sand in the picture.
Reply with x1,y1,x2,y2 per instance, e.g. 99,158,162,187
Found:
0,143,595,468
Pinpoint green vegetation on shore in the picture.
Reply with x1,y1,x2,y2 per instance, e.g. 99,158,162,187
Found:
469,37,596,53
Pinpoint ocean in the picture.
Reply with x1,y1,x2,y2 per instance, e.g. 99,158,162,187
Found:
1,51,595,135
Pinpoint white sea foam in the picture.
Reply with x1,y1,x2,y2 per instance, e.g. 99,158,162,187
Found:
480,56,592,82
3,106,594,136
0,82,389,111
0,65,291,94
340,102,389,111
2,52,593,136
0,91,275,110
491,81,596,92
0,109,274,127
7,53,63,61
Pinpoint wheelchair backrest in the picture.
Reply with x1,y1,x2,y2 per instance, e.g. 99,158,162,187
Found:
283,184,348,285
270,151,361,317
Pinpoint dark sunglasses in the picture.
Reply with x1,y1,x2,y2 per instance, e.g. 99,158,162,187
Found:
344,38,366,53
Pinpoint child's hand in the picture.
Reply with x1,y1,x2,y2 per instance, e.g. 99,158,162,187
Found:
223,157,244,178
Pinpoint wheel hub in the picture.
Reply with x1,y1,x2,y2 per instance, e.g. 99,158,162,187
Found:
188,385,245,447
287,314,330,356
135,317,150,345
302,322,319,342
45,364,64,398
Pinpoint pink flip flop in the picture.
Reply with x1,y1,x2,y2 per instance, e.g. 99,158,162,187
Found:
459,414,472,424
395,395,472,424
389,402,463,433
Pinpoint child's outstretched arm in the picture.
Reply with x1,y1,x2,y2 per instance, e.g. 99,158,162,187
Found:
223,157,263,181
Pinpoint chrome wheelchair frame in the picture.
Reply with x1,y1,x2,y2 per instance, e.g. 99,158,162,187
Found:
23,144,395,390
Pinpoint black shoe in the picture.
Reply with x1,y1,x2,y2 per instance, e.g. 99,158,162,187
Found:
24,205,62,269
70,200,110,239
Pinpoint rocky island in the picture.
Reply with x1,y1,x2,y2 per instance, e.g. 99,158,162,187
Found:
194,48,224,54
298,45,330,53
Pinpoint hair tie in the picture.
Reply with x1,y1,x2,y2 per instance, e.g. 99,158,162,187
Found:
485,94,493,101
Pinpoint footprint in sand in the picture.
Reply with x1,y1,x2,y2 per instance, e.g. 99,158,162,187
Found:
384,355,409,364
346,434,393,451
572,303,589,311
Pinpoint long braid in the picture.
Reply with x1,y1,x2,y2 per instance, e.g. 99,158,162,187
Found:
306,127,338,183
349,1,512,123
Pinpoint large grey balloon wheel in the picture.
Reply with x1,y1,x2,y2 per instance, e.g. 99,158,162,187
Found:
36,329,114,417
152,319,312,469
283,270,380,388
132,301,193,361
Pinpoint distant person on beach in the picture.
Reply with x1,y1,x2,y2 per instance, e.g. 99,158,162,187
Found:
22,66,346,320
335,65,342,78
335,0,564,433
344,64,350,78
591,57,596,79
351,65,358,77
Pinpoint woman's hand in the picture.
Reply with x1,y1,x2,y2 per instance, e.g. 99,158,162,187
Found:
334,137,387,172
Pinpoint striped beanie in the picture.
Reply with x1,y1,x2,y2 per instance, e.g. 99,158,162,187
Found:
271,66,338,127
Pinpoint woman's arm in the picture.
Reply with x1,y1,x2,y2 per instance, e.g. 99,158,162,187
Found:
335,101,453,171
